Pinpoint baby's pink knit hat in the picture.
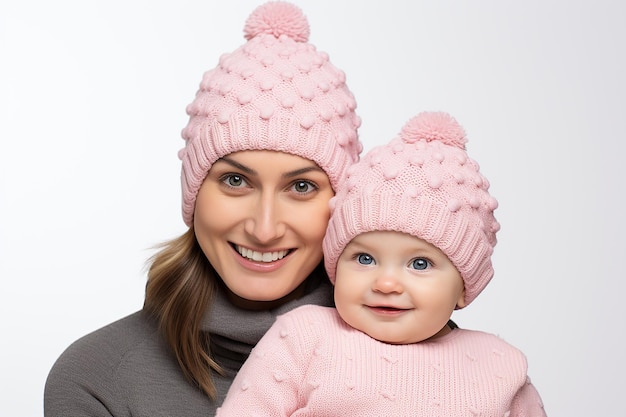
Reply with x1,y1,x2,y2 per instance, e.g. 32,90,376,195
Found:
323,112,500,307
178,1,362,226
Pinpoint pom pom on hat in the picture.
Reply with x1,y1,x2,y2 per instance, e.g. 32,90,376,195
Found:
323,111,499,307
178,1,362,227
244,1,310,42
401,111,467,148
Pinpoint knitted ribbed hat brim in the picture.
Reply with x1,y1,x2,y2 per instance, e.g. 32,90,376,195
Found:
181,114,356,222
323,192,494,307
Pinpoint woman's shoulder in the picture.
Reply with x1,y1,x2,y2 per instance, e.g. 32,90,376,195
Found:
51,310,159,366
44,310,189,416
45,310,159,388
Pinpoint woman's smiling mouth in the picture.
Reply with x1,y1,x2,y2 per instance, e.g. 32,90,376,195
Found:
234,244,290,263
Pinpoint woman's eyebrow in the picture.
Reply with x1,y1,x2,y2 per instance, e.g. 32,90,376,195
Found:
219,157,324,178
283,166,324,178
219,157,255,175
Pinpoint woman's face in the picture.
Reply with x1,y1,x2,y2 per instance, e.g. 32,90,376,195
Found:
194,150,334,309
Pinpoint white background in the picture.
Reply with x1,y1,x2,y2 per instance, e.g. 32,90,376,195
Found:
1,1,624,416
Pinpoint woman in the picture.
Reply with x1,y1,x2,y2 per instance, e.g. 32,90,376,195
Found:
43,2,362,416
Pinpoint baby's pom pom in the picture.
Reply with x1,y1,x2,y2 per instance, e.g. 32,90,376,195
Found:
400,111,467,149
244,1,310,42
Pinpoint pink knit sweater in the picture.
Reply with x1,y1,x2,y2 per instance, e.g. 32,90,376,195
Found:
216,305,546,416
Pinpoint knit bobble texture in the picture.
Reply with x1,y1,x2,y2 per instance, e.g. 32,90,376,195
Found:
178,1,362,226
323,112,499,307
214,305,537,416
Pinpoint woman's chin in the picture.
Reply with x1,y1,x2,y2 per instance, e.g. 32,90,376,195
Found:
225,282,307,310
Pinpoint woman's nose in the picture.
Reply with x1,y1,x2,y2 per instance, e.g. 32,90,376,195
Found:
244,193,286,243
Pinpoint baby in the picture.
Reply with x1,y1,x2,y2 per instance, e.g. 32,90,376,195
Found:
216,111,546,416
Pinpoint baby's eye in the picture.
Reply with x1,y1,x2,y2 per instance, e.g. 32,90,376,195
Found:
357,253,374,265
410,258,430,270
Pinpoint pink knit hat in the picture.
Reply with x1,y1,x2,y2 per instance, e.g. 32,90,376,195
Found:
178,1,362,226
323,112,500,307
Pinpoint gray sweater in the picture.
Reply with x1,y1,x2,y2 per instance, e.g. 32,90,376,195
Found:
44,278,333,416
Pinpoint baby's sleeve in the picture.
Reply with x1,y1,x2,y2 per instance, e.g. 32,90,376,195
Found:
216,309,315,416
509,376,547,417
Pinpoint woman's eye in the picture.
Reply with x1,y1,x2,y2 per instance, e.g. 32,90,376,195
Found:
222,174,247,188
356,253,374,265
411,258,430,270
291,180,317,194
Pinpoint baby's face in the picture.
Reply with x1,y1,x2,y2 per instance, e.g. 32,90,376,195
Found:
333,231,466,344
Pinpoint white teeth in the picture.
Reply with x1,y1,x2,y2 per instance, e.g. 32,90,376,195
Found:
236,246,289,263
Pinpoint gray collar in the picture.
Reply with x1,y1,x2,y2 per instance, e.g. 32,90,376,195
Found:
202,276,333,372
